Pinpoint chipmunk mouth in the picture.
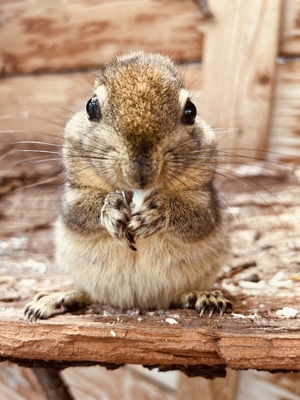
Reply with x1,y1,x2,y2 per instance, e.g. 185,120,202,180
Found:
122,160,162,190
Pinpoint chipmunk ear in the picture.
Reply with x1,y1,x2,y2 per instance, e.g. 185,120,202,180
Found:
181,98,197,125
86,96,101,121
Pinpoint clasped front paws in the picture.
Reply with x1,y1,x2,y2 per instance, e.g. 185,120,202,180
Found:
101,192,169,249
128,195,169,238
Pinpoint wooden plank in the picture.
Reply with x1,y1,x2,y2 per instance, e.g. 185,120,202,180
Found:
0,72,95,151
267,60,300,162
62,365,176,400
0,362,46,400
2,307,300,372
279,0,300,56
236,370,300,400
0,362,176,400
177,369,239,400
0,0,205,75
200,0,282,159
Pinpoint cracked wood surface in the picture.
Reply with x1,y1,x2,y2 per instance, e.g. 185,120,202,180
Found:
1,306,300,372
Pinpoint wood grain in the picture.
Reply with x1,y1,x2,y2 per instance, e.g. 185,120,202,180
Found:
1,310,300,372
200,0,282,159
0,362,46,400
0,0,205,75
0,362,176,400
177,369,239,400
279,0,300,56
267,60,300,162
62,365,176,400
235,370,300,400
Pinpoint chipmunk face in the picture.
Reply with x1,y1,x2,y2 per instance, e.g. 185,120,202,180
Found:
65,52,216,192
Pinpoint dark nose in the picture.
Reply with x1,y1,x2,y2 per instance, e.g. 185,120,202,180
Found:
131,156,155,189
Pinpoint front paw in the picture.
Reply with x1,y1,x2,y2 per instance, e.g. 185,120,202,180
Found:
128,195,169,238
101,192,136,250
101,193,130,239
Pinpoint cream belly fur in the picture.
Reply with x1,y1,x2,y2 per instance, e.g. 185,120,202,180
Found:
55,217,229,310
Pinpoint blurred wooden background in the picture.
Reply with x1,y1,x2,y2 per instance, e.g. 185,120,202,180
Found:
1,0,300,399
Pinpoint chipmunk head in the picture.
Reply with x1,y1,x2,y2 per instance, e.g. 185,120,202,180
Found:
66,52,216,191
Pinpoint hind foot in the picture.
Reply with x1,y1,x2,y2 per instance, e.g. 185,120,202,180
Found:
24,290,91,323
179,290,233,317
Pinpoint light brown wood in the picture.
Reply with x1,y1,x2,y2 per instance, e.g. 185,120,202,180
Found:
0,71,95,152
279,0,300,56
62,365,176,400
0,362,176,400
2,306,300,372
0,0,205,75
235,370,300,400
0,362,46,400
267,60,300,162
177,369,239,400
200,0,282,159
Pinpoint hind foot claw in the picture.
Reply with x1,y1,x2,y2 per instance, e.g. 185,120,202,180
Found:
24,290,91,323
179,290,233,317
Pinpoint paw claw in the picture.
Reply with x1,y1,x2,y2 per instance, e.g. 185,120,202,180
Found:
208,306,215,318
125,231,137,251
179,290,233,317
24,291,91,322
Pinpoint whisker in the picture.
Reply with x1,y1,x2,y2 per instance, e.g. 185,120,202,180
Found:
12,141,62,147
13,157,62,165
12,178,62,194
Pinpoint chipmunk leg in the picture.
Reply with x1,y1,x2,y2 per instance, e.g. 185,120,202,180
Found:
24,291,91,323
178,290,233,317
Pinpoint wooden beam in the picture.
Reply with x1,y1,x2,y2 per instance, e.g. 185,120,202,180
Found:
177,369,239,400
279,0,300,56
0,0,204,75
1,309,300,373
200,0,282,159
267,60,300,162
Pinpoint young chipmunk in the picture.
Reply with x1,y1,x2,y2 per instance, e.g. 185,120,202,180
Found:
25,51,232,321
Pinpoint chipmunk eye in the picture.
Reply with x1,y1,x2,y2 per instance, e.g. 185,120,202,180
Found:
181,99,197,125
86,96,101,121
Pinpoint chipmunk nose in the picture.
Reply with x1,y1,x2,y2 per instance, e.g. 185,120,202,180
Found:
123,152,160,189
131,157,155,189
122,139,161,189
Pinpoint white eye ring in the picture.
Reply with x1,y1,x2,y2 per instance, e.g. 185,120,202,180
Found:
95,85,107,105
179,88,190,108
